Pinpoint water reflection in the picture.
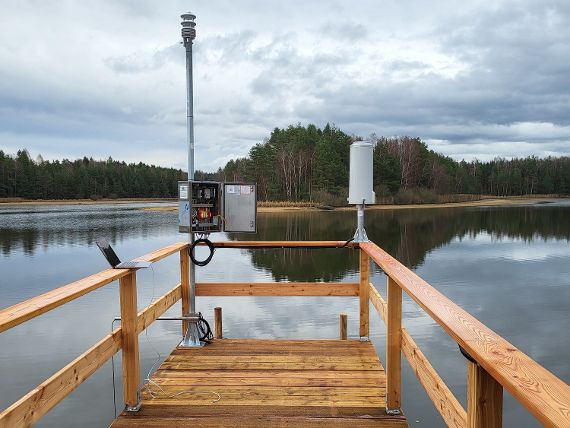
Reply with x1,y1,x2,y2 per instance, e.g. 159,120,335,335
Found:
228,204,570,280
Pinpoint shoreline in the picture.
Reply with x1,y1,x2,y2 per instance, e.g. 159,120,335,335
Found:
0,198,176,206
0,196,566,212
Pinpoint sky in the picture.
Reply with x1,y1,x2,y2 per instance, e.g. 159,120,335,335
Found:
1,0,569,172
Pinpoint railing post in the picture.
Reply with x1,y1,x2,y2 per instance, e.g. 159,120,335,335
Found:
214,307,223,339
386,276,402,413
119,271,141,412
180,248,190,335
340,312,348,340
359,249,370,338
467,361,503,428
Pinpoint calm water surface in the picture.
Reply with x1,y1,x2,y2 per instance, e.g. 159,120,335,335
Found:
1,201,569,427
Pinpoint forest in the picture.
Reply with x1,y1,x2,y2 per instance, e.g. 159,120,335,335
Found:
1,123,569,202
209,124,570,204
0,150,184,199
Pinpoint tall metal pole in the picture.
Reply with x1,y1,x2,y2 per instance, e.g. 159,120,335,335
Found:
180,12,202,347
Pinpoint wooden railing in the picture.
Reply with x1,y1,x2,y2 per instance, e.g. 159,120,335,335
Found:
360,241,570,428
0,240,569,427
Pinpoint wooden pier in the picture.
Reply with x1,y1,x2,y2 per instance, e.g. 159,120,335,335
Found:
111,339,407,427
1,240,569,427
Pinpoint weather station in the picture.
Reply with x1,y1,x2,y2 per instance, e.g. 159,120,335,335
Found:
178,12,257,348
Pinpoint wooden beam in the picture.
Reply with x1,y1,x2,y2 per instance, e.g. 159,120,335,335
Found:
180,249,190,335
369,283,466,427
0,283,182,427
340,313,348,340
0,268,129,334
0,330,122,427
0,242,188,334
214,307,223,339
386,276,402,411
195,282,359,296
136,284,182,333
402,330,467,428
361,241,570,427
210,241,357,248
359,250,370,338
369,283,387,322
119,272,140,410
468,362,503,428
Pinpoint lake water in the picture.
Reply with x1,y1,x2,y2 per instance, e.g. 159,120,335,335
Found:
1,201,569,427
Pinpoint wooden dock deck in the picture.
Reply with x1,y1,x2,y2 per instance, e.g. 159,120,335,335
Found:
110,339,408,427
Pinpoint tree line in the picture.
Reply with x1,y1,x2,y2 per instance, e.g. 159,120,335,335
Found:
205,124,570,204
2,123,569,201
0,150,184,199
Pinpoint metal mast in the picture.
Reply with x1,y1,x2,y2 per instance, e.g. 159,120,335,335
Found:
180,11,202,347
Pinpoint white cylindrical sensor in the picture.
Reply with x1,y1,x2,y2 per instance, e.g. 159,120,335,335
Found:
348,140,375,205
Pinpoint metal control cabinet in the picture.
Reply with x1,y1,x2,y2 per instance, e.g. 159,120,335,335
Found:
178,181,256,233
223,183,257,233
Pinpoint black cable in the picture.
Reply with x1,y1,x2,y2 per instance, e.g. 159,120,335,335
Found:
197,313,213,342
189,238,215,266
342,237,355,247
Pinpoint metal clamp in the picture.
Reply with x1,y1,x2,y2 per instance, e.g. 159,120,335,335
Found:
386,408,402,416
124,391,142,413
459,345,478,365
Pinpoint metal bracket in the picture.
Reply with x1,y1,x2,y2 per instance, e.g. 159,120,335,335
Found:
179,312,206,348
386,408,402,416
359,336,370,342
124,392,142,413
459,345,478,365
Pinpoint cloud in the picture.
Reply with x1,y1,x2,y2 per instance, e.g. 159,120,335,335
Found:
0,0,569,170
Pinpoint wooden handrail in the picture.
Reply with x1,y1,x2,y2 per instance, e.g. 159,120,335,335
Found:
370,283,467,428
195,282,359,296
0,242,188,334
361,241,570,427
210,240,356,248
0,283,182,427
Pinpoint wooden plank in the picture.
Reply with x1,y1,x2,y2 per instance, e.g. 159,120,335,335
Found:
0,242,188,334
111,416,408,427
402,330,467,428
214,307,222,339
120,272,141,409
359,250,370,337
180,249,190,335
370,283,466,427
361,241,570,427
116,404,397,419
150,376,384,388
0,329,122,427
386,276,402,411
136,284,181,333
369,283,387,322
467,362,503,428
196,282,359,296
340,313,348,340
210,241,356,248
154,370,384,381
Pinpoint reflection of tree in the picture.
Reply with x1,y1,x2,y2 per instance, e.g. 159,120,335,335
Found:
0,206,175,256
228,205,570,281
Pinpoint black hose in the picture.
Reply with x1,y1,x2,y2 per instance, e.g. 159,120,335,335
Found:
197,313,213,342
189,238,215,266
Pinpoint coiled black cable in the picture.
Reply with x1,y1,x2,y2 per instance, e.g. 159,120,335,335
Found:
197,313,213,342
189,238,215,266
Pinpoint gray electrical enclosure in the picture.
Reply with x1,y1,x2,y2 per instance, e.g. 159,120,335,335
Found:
178,181,256,233
223,183,257,233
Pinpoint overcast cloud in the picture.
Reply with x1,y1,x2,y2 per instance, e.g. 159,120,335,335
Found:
1,0,569,171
